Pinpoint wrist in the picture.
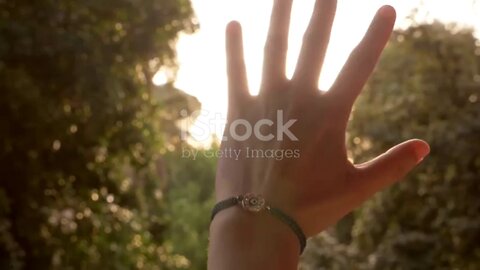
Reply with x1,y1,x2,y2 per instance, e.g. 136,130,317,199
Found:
208,206,300,270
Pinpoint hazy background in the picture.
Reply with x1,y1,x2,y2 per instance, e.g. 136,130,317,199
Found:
162,0,480,145
0,0,479,269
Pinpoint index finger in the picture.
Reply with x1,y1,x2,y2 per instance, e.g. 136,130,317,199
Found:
328,6,396,120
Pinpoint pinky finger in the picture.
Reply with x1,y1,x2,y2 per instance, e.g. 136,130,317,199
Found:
226,21,250,114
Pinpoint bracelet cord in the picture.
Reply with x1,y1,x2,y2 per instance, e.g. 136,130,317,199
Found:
210,195,306,254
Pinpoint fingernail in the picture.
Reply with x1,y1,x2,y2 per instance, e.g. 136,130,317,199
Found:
415,142,430,164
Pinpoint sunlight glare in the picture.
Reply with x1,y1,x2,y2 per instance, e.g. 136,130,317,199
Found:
158,0,480,145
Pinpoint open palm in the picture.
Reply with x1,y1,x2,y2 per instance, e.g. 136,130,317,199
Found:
215,0,430,237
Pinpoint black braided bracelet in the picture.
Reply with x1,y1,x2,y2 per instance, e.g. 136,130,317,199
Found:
210,193,306,254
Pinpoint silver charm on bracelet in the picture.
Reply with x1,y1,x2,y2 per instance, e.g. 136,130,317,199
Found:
239,193,266,212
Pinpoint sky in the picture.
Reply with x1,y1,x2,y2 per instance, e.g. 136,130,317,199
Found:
154,0,480,145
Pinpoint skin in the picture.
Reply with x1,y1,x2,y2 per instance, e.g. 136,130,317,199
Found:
208,1,430,269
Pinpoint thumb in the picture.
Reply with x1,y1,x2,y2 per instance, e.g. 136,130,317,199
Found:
349,139,430,203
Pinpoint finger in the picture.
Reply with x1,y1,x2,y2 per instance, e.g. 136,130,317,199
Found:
261,0,293,91
226,21,249,111
346,139,430,204
328,6,396,117
292,0,337,89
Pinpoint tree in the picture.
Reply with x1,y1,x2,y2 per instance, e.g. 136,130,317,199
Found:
301,22,480,269
161,145,218,270
0,0,197,268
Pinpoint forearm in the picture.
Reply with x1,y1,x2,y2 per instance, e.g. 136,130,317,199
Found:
208,207,300,270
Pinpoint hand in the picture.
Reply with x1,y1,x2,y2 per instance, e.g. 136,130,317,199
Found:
215,0,429,246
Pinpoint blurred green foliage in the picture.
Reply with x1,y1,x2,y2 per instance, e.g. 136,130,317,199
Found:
301,23,480,270
162,145,218,270
0,0,198,269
